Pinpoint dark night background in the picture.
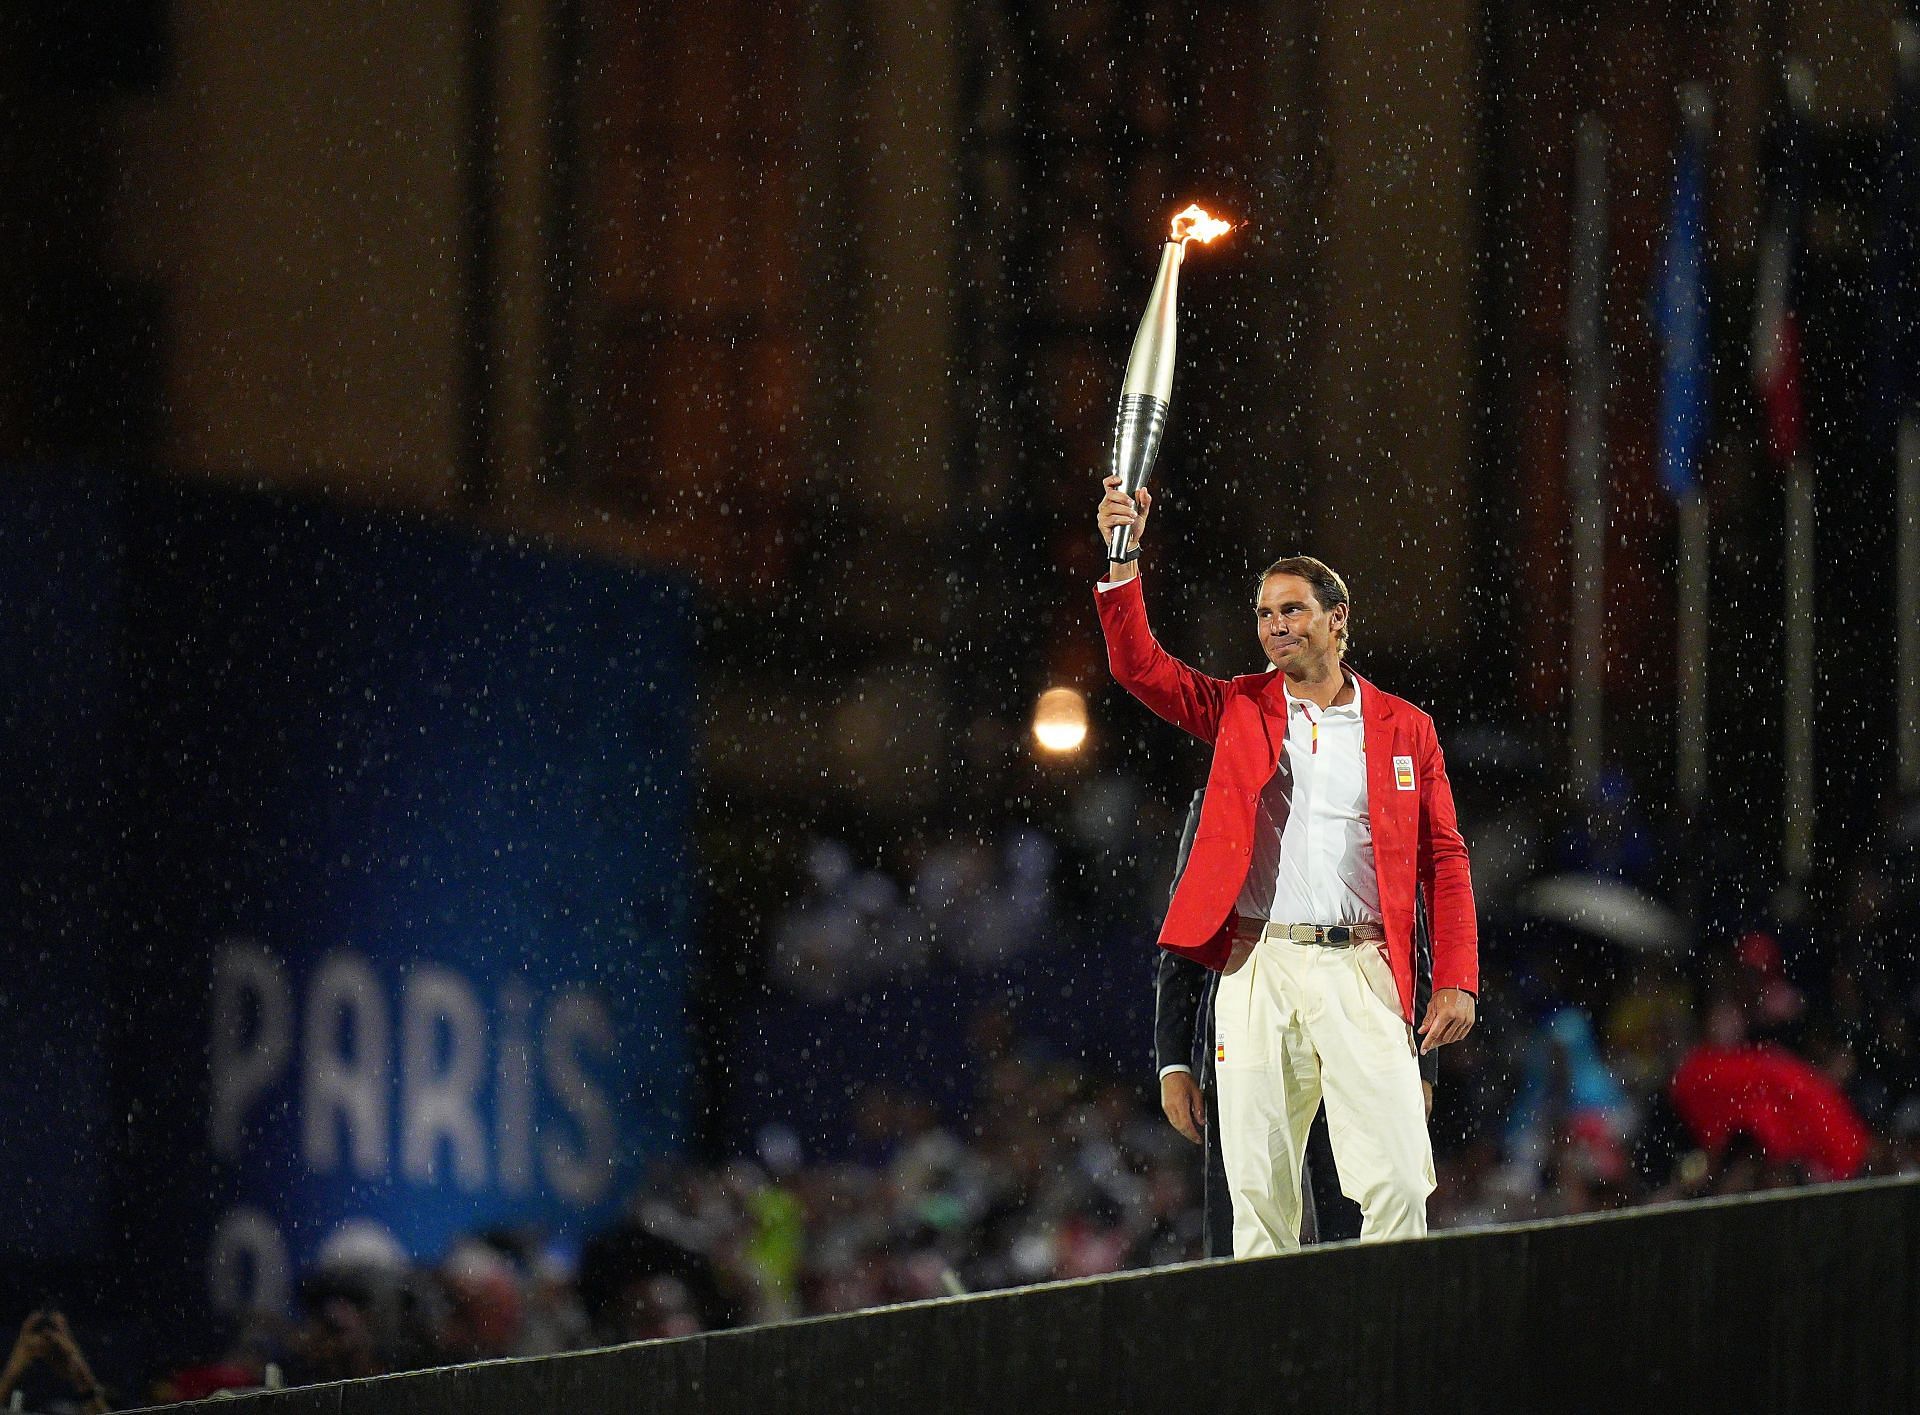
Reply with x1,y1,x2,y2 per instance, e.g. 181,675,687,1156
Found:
3,0,1919,1404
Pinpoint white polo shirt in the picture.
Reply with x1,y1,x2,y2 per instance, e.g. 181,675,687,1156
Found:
1234,668,1381,927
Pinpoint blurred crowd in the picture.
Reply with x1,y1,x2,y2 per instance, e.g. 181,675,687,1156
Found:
766,829,1062,1000
12,774,1920,1409
30,1059,1205,1407
1427,771,1920,1224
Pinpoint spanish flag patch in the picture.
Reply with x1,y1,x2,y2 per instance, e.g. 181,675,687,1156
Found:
1216,1042,1226,1062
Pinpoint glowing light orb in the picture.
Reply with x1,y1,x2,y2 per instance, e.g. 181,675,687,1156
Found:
1032,687,1090,754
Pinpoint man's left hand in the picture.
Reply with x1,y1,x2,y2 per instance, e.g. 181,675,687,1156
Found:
1417,987,1475,1054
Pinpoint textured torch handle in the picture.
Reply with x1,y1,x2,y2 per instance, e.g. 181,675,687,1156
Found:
1107,393,1169,559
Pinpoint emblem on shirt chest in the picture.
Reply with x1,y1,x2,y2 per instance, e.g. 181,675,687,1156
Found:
1393,754,1416,791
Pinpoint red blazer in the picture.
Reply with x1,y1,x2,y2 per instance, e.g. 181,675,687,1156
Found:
1096,575,1478,1018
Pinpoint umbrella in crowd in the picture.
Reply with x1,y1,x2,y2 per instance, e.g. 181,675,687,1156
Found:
1516,874,1692,952
1669,1042,1872,1182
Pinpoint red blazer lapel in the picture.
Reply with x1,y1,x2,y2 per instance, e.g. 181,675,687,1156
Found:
1257,668,1289,772
1357,669,1397,830
1357,670,1419,1016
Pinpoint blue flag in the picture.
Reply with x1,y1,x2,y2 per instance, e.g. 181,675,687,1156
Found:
1653,99,1711,501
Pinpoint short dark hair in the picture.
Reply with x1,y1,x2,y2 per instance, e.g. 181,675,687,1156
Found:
1255,555,1352,657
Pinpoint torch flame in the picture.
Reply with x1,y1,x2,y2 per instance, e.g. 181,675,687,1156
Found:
1170,203,1233,245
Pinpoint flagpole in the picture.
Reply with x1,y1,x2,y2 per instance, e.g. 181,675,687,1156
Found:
1899,21,1920,797
1764,59,1816,891
1782,61,1815,887
1900,413,1920,794
1567,115,1610,801
1674,86,1713,831
1784,451,1816,881
1677,491,1710,819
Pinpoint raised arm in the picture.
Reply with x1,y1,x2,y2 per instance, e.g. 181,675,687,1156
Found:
1093,475,1230,740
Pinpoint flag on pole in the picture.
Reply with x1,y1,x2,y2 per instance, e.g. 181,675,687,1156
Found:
1751,69,1809,468
1654,90,1711,501
1653,88,1715,835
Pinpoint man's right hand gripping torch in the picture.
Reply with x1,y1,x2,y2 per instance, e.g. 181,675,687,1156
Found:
1105,204,1233,563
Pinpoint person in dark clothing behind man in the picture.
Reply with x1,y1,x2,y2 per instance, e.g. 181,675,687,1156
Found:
1155,788,1438,1254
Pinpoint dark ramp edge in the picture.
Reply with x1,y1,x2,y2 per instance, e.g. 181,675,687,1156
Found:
139,1178,1920,1415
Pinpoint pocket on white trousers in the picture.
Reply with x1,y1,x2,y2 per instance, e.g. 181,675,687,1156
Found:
1355,943,1406,1026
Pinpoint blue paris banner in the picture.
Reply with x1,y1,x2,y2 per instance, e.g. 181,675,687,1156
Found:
0,470,694,1333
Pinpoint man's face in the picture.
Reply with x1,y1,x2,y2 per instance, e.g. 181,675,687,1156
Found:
1255,573,1345,677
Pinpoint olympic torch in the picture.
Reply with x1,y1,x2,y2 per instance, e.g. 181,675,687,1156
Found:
1105,203,1233,562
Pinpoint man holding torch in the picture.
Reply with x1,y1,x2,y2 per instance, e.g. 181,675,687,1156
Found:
1094,481,1478,1255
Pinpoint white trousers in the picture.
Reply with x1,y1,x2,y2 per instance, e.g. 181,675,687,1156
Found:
1214,931,1435,1257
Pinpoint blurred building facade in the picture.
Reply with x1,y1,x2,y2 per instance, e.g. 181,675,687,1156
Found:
0,0,1906,844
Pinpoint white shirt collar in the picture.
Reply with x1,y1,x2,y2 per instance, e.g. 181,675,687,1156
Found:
1282,668,1361,719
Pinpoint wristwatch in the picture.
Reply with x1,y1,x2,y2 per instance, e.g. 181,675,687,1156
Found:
1107,544,1142,564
